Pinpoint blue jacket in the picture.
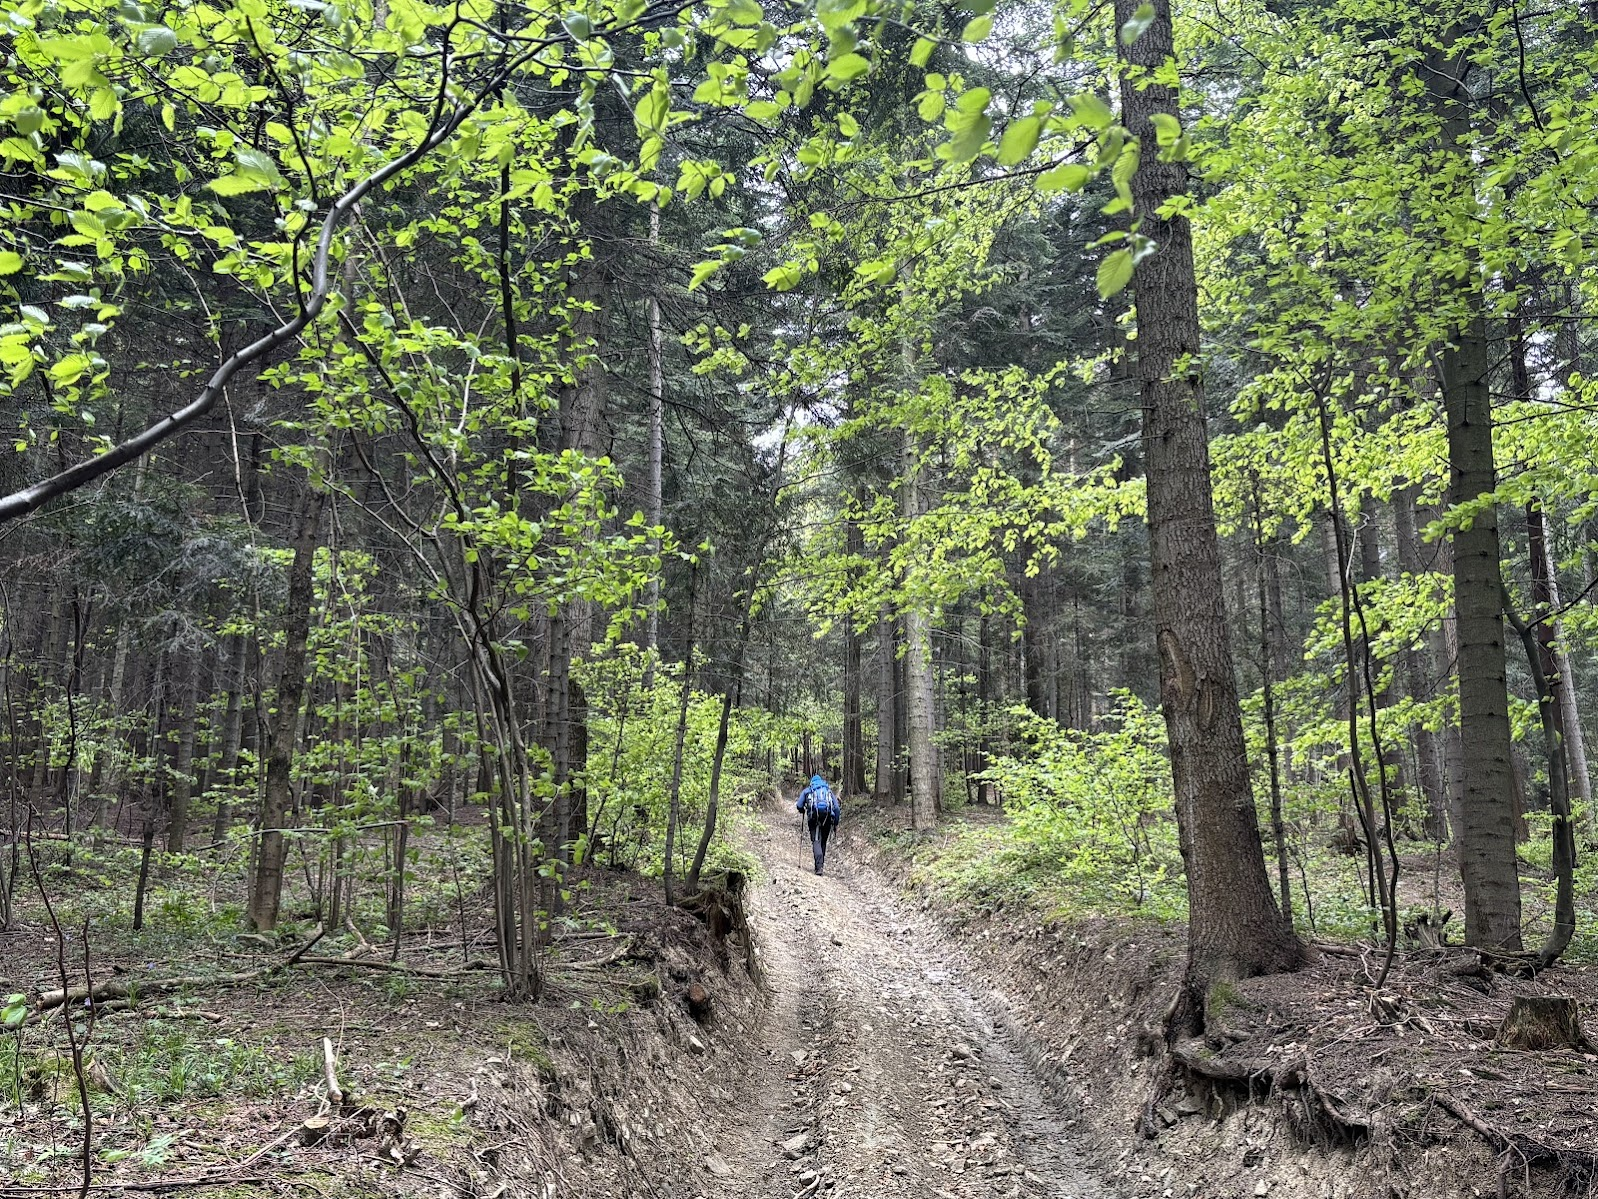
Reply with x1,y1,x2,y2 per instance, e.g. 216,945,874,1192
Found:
797,775,840,823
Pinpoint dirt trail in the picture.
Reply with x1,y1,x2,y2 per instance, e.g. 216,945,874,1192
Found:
707,794,1120,1199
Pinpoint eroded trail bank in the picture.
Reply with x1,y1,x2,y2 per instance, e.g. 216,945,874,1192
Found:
705,795,1119,1199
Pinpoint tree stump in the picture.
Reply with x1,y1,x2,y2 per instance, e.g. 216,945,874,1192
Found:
686,982,712,1023
1496,996,1585,1051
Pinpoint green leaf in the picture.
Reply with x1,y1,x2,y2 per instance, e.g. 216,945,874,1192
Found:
909,36,935,68
561,11,592,39
947,114,991,163
962,14,993,42
1119,2,1155,46
826,53,871,83
1149,112,1180,145
955,86,992,115
1037,162,1090,193
763,263,803,290
1069,92,1114,130
996,116,1040,166
136,25,179,55
209,173,271,195
0,251,22,276
689,259,724,290
89,88,119,121
1097,248,1134,298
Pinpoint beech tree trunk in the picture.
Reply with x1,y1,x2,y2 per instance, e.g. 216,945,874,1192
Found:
1431,42,1522,951
1117,0,1300,999
842,512,867,797
874,613,896,800
1393,487,1450,839
247,482,327,931
902,438,940,830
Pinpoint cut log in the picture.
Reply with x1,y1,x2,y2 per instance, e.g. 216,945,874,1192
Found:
1496,995,1585,1051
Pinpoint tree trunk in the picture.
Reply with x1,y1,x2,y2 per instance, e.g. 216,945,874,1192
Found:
1118,0,1300,1002
247,482,327,931
1522,503,1577,965
1393,487,1450,839
874,613,896,800
212,633,249,841
165,655,201,852
902,443,940,830
643,204,665,677
842,533,867,800
1021,568,1049,719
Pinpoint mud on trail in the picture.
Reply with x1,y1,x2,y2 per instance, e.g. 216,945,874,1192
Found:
707,793,1119,1199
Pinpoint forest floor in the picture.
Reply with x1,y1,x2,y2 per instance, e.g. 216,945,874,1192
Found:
8,795,1598,1199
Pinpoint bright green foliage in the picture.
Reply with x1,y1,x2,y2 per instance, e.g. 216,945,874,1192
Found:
577,646,767,879
975,696,1182,917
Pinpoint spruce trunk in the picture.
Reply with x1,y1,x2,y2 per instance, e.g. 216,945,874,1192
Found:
1117,0,1300,998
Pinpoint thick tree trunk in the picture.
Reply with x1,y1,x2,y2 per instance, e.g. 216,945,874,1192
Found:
247,482,327,931
1118,0,1300,999
1427,42,1522,952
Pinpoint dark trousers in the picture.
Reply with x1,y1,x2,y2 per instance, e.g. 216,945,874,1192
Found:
807,811,834,873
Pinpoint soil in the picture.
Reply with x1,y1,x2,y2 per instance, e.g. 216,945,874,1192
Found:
710,795,1118,1199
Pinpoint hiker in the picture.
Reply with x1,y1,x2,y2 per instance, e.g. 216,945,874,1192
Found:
796,774,841,875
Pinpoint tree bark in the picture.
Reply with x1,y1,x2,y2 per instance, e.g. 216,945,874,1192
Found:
842,515,867,797
874,613,896,800
902,440,940,830
247,481,327,931
643,203,665,678
1393,487,1450,839
1117,0,1301,1000
1431,39,1522,950
212,633,249,841
165,654,201,852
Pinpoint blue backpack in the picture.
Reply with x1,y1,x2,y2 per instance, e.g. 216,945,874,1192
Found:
807,783,837,821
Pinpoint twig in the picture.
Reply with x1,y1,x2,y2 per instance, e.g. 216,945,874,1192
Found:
27,808,94,1199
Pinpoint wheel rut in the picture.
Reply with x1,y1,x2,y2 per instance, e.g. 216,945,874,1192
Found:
703,795,1121,1199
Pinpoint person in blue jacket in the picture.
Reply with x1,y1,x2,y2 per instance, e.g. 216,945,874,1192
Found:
796,774,841,875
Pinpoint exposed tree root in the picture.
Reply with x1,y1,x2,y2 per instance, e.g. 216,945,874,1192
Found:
1434,1094,1598,1194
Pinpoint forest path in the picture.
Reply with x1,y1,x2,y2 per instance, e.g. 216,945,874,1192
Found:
707,793,1119,1199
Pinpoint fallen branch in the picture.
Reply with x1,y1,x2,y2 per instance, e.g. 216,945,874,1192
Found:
0,1178,268,1195
561,937,637,971
32,927,325,1014
293,955,489,978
